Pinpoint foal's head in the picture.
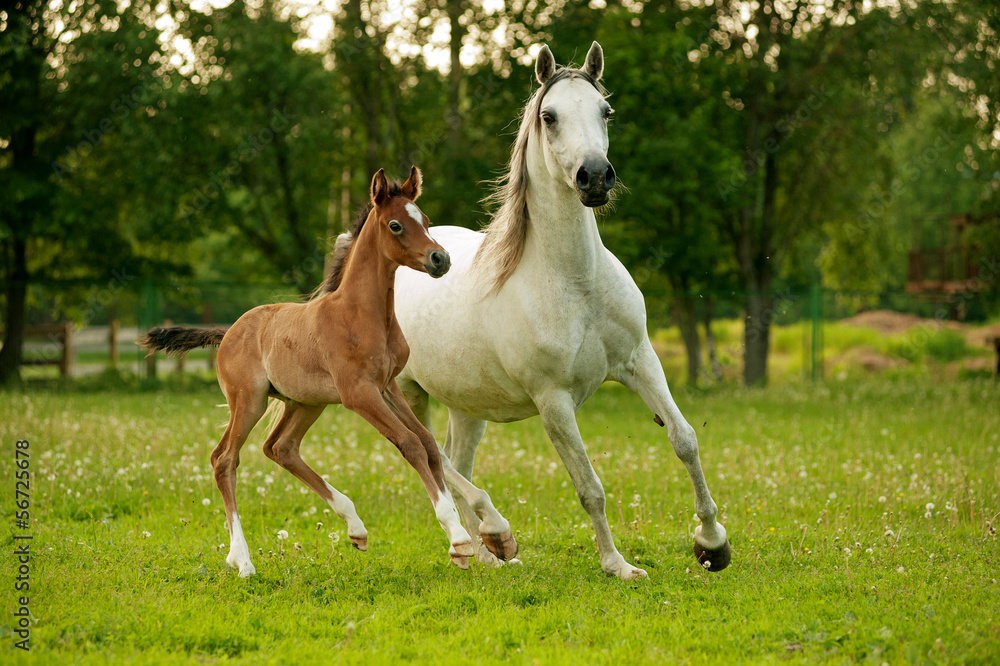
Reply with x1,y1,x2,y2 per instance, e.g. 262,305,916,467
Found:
370,166,450,278
533,41,616,207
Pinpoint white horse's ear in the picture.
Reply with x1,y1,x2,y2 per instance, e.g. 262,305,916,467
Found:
584,41,603,80
536,44,555,84
370,168,389,206
402,165,422,201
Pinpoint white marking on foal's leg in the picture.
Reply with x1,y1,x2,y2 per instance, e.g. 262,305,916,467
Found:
225,513,256,577
433,489,474,568
323,480,368,551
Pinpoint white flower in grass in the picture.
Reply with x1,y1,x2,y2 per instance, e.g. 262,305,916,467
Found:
277,529,289,540
202,498,211,506
329,532,340,544
141,531,151,539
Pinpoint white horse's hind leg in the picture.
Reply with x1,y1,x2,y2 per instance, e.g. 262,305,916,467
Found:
537,391,647,580
624,341,731,571
344,382,474,568
396,382,516,563
441,411,519,566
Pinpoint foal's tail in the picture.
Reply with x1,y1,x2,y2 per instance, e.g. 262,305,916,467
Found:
138,326,229,357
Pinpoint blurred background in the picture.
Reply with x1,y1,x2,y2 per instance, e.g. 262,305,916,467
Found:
2,0,998,389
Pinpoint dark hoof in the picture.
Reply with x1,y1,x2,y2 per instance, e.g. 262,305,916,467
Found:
481,531,519,561
694,539,731,572
350,535,368,552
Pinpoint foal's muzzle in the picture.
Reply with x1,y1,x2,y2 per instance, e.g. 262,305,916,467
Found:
424,249,451,278
575,156,616,207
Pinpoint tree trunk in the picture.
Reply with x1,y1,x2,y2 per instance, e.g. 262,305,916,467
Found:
704,297,723,382
672,292,702,386
446,0,464,149
0,237,28,385
743,285,772,386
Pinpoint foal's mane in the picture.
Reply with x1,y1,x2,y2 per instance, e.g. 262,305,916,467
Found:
316,179,405,296
473,67,607,295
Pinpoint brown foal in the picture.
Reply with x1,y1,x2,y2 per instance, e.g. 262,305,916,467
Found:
140,167,517,576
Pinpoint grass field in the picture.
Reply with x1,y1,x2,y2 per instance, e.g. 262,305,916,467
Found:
2,378,998,664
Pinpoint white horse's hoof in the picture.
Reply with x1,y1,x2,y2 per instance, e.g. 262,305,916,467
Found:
481,528,519,561
477,544,504,568
603,560,647,580
226,554,256,577
449,540,474,569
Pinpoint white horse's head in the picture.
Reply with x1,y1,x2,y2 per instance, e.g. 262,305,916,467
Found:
533,42,616,207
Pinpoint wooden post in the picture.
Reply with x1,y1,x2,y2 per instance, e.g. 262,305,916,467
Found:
108,319,120,368
59,321,72,378
147,352,157,380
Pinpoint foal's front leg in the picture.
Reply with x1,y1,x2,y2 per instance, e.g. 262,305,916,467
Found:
383,381,518,562
341,382,475,568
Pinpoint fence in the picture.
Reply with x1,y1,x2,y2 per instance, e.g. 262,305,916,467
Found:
8,279,1000,384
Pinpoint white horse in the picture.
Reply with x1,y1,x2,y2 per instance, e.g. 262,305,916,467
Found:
394,42,730,579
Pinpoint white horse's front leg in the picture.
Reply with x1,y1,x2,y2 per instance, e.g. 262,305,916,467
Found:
624,341,731,571
537,391,647,580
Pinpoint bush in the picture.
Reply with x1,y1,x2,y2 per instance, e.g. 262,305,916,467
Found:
924,329,972,362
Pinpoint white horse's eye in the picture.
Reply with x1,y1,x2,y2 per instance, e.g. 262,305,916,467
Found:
541,111,556,125
604,107,614,121
389,220,403,234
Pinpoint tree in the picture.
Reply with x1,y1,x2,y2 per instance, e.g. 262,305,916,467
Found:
1,0,167,384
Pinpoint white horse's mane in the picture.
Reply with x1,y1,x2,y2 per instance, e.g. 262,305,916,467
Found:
473,67,605,295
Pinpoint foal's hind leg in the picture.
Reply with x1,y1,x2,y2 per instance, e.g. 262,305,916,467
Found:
263,401,369,550
212,391,269,577
342,382,474,568
391,382,517,562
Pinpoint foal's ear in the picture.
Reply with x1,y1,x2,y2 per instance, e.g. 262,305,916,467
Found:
401,165,422,202
536,44,555,85
584,41,603,81
370,168,389,206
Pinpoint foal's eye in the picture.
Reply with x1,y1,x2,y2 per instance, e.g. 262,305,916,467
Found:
388,220,403,234
541,111,556,126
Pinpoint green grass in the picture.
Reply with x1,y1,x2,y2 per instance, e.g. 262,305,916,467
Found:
2,379,999,664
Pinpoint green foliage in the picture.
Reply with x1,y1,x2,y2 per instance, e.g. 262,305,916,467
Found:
1,381,998,662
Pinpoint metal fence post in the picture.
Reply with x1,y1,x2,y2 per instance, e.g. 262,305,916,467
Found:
810,283,824,381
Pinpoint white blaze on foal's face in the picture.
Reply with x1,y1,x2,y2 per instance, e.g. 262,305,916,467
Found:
405,201,434,240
